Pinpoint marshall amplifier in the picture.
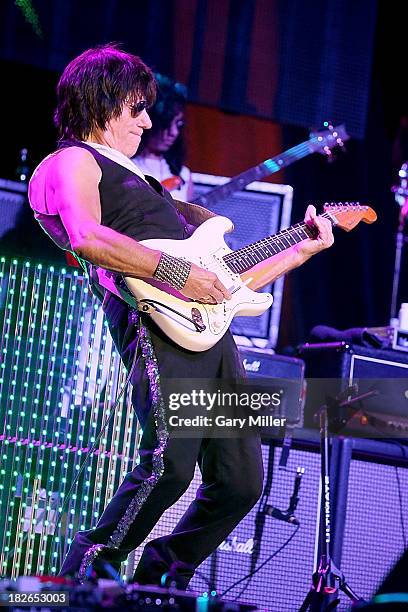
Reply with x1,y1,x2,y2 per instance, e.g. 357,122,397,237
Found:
126,443,323,611
238,347,305,431
297,342,408,436
126,440,407,611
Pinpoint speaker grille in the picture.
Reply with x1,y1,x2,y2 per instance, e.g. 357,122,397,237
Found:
128,442,408,611
338,459,408,609
127,445,321,611
190,445,320,610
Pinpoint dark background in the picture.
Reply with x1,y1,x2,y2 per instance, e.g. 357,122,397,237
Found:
0,0,406,349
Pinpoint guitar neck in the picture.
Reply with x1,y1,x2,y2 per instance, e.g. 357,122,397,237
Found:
223,212,333,274
193,139,318,208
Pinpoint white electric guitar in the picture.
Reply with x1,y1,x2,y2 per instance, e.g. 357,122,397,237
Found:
97,204,376,352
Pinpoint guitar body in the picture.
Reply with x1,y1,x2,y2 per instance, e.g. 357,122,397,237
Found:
125,216,273,351
95,203,375,352
123,124,352,352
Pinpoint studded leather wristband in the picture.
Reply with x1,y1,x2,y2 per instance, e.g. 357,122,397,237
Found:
153,252,192,290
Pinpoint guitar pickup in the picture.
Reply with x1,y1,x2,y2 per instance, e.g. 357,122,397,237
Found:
230,277,253,295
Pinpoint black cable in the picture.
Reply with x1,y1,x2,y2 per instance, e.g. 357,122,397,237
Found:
196,491,272,601
55,314,142,570
229,446,276,600
193,489,269,600
140,299,206,331
220,524,300,599
232,570,251,602
225,497,267,602
194,569,215,590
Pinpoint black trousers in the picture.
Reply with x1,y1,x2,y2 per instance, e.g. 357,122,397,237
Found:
59,296,264,586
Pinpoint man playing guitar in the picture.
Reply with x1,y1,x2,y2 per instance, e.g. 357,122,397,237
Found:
28,44,334,587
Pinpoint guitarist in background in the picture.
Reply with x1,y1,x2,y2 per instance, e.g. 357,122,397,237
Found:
132,72,194,201
28,45,334,587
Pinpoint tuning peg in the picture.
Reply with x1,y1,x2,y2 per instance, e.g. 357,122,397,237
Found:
334,129,346,146
399,163,408,178
324,147,336,163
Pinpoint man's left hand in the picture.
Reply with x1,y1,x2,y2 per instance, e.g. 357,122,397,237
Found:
295,205,334,259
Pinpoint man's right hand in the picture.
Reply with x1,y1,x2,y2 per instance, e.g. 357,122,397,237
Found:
181,263,232,304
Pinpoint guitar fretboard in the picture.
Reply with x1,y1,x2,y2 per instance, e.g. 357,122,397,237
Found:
223,213,333,274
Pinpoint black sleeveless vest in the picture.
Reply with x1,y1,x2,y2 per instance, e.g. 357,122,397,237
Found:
59,142,240,373
60,140,188,241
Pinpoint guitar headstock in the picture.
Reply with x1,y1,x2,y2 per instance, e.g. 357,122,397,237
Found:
323,202,377,231
309,122,350,157
391,162,408,205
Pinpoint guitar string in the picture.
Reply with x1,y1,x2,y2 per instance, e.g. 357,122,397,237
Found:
222,207,361,273
222,218,323,272
193,220,314,280
201,206,358,278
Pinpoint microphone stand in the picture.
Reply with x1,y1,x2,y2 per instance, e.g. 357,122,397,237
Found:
390,162,408,321
299,387,378,612
390,221,405,322
263,466,304,525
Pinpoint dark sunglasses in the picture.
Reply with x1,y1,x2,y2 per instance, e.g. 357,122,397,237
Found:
127,100,148,118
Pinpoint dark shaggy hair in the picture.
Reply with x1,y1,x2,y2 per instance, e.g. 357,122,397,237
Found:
137,73,188,175
54,44,156,141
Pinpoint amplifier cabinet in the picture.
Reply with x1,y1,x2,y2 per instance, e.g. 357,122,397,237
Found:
238,347,305,431
127,444,322,611
297,342,408,378
297,342,408,436
126,440,407,611
126,347,407,610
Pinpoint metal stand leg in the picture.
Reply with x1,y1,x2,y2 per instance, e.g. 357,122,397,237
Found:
391,162,408,321
390,225,405,322
299,392,368,612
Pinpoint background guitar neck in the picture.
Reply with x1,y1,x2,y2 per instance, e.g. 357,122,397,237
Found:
193,138,322,208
